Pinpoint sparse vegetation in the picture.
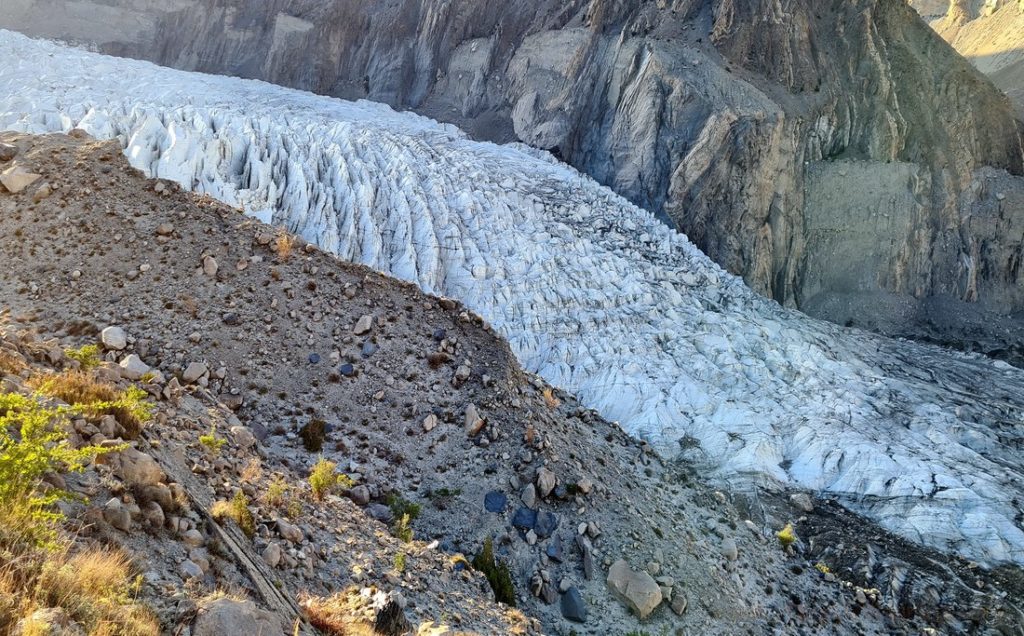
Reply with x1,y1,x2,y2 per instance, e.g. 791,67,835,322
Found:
29,370,153,438
0,390,154,634
394,551,407,573
64,344,101,370
777,523,797,548
386,494,421,521
542,387,560,408
199,425,227,455
472,537,516,607
264,475,289,508
815,561,831,575
309,457,353,500
211,491,255,538
300,588,378,636
299,418,327,453
275,230,297,262
0,350,25,376
393,513,413,543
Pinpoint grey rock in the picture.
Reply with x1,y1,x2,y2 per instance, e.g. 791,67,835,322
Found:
721,537,739,561
262,542,282,567
560,586,587,623
103,498,131,531
348,484,371,506
182,361,208,383
367,503,393,523
100,326,127,350
535,466,556,498
192,598,283,636
353,314,373,335
277,518,304,543
118,354,150,380
178,559,203,579
606,559,662,619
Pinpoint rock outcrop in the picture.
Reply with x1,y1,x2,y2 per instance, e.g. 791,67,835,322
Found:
3,0,1024,360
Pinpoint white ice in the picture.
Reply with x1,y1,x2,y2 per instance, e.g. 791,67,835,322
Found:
2,30,1023,565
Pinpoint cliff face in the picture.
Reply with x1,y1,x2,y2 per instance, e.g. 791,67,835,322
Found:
5,0,1024,358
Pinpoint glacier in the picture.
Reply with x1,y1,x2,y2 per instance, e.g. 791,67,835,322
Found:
1,30,1024,566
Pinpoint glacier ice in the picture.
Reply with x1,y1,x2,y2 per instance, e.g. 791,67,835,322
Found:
1,30,1024,565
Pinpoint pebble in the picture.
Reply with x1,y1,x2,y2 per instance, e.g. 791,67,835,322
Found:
202,255,218,277
101,326,128,350
484,491,507,513
353,315,373,335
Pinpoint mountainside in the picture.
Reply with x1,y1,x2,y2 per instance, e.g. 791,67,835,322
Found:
4,0,1024,360
4,31,1024,577
912,0,1024,113
10,129,1021,635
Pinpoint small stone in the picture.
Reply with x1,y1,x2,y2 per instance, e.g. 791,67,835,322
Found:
512,507,537,530
671,592,688,615
103,498,131,531
484,491,507,513
0,165,41,193
721,537,739,561
229,426,256,449
202,255,218,277
339,363,356,377
422,413,437,432
32,183,52,203
353,315,373,335
308,353,321,364
141,501,165,528
521,483,538,509
0,143,16,162
464,403,485,436
367,503,393,523
546,534,564,563
452,365,471,387
222,312,241,326
155,223,174,236
182,362,209,384
361,341,378,358
525,529,538,545
348,485,371,506
560,586,587,623
536,467,557,498
179,559,204,580
576,477,593,494
114,448,165,486
182,529,205,547
118,354,151,380
576,536,595,580
263,542,282,567
534,511,559,539
277,519,304,543
789,492,814,512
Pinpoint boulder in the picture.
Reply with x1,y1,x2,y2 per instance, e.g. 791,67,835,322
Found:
118,354,150,380
606,559,662,619
193,598,283,636
100,326,127,350
0,165,40,193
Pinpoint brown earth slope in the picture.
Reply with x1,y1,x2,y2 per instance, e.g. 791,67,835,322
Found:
3,132,1024,634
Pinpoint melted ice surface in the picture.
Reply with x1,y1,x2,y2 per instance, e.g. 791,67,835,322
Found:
2,30,1023,565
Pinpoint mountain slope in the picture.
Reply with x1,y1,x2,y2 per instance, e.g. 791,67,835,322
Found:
3,31,1024,573
8,129,1005,635
3,0,1024,359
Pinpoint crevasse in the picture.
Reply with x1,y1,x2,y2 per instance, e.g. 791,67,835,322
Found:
2,30,1023,565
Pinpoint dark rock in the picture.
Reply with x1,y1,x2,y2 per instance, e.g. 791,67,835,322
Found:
308,352,321,364
534,511,558,539
484,491,507,513
545,534,564,563
361,341,378,358
367,503,393,523
511,507,536,531
373,599,411,636
576,535,595,580
432,328,446,342
339,363,355,377
560,587,587,623
221,312,240,326
0,143,17,162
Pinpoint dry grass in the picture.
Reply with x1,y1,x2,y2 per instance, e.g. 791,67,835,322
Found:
28,370,151,438
275,231,297,262
0,524,158,636
300,590,376,636
240,458,263,483
542,388,560,409
0,349,26,375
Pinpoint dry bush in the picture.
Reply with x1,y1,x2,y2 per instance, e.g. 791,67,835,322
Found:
28,371,152,438
300,590,376,636
275,231,297,262
542,388,560,409
0,349,26,376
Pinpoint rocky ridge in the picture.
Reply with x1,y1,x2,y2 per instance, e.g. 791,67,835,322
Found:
4,0,1024,360
3,131,1024,634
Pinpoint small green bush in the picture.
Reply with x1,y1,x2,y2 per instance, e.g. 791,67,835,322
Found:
0,392,116,547
309,457,347,500
394,552,407,573
393,513,413,543
199,426,227,455
777,523,797,548
64,344,101,370
472,537,516,607
211,491,256,539
386,494,421,521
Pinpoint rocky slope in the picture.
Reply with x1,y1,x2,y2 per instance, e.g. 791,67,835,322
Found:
913,0,1024,114
4,30,1024,572
10,130,1024,634
4,0,1024,360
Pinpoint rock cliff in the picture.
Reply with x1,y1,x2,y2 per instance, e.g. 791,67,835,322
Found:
5,0,1024,360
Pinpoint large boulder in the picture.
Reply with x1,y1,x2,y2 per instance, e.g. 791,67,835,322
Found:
606,559,662,619
192,598,282,636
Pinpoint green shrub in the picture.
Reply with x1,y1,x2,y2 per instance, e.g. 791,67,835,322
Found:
386,494,421,521
309,457,349,500
472,537,516,607
0,392,116,547
30,371,153,438
64,344,101,370
199,426,227,455
394,552,407,573
212,491,255,539
393,513,413,543
777,523,797,548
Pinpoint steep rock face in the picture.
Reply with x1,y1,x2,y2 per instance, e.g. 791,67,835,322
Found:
4,0,1024,360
